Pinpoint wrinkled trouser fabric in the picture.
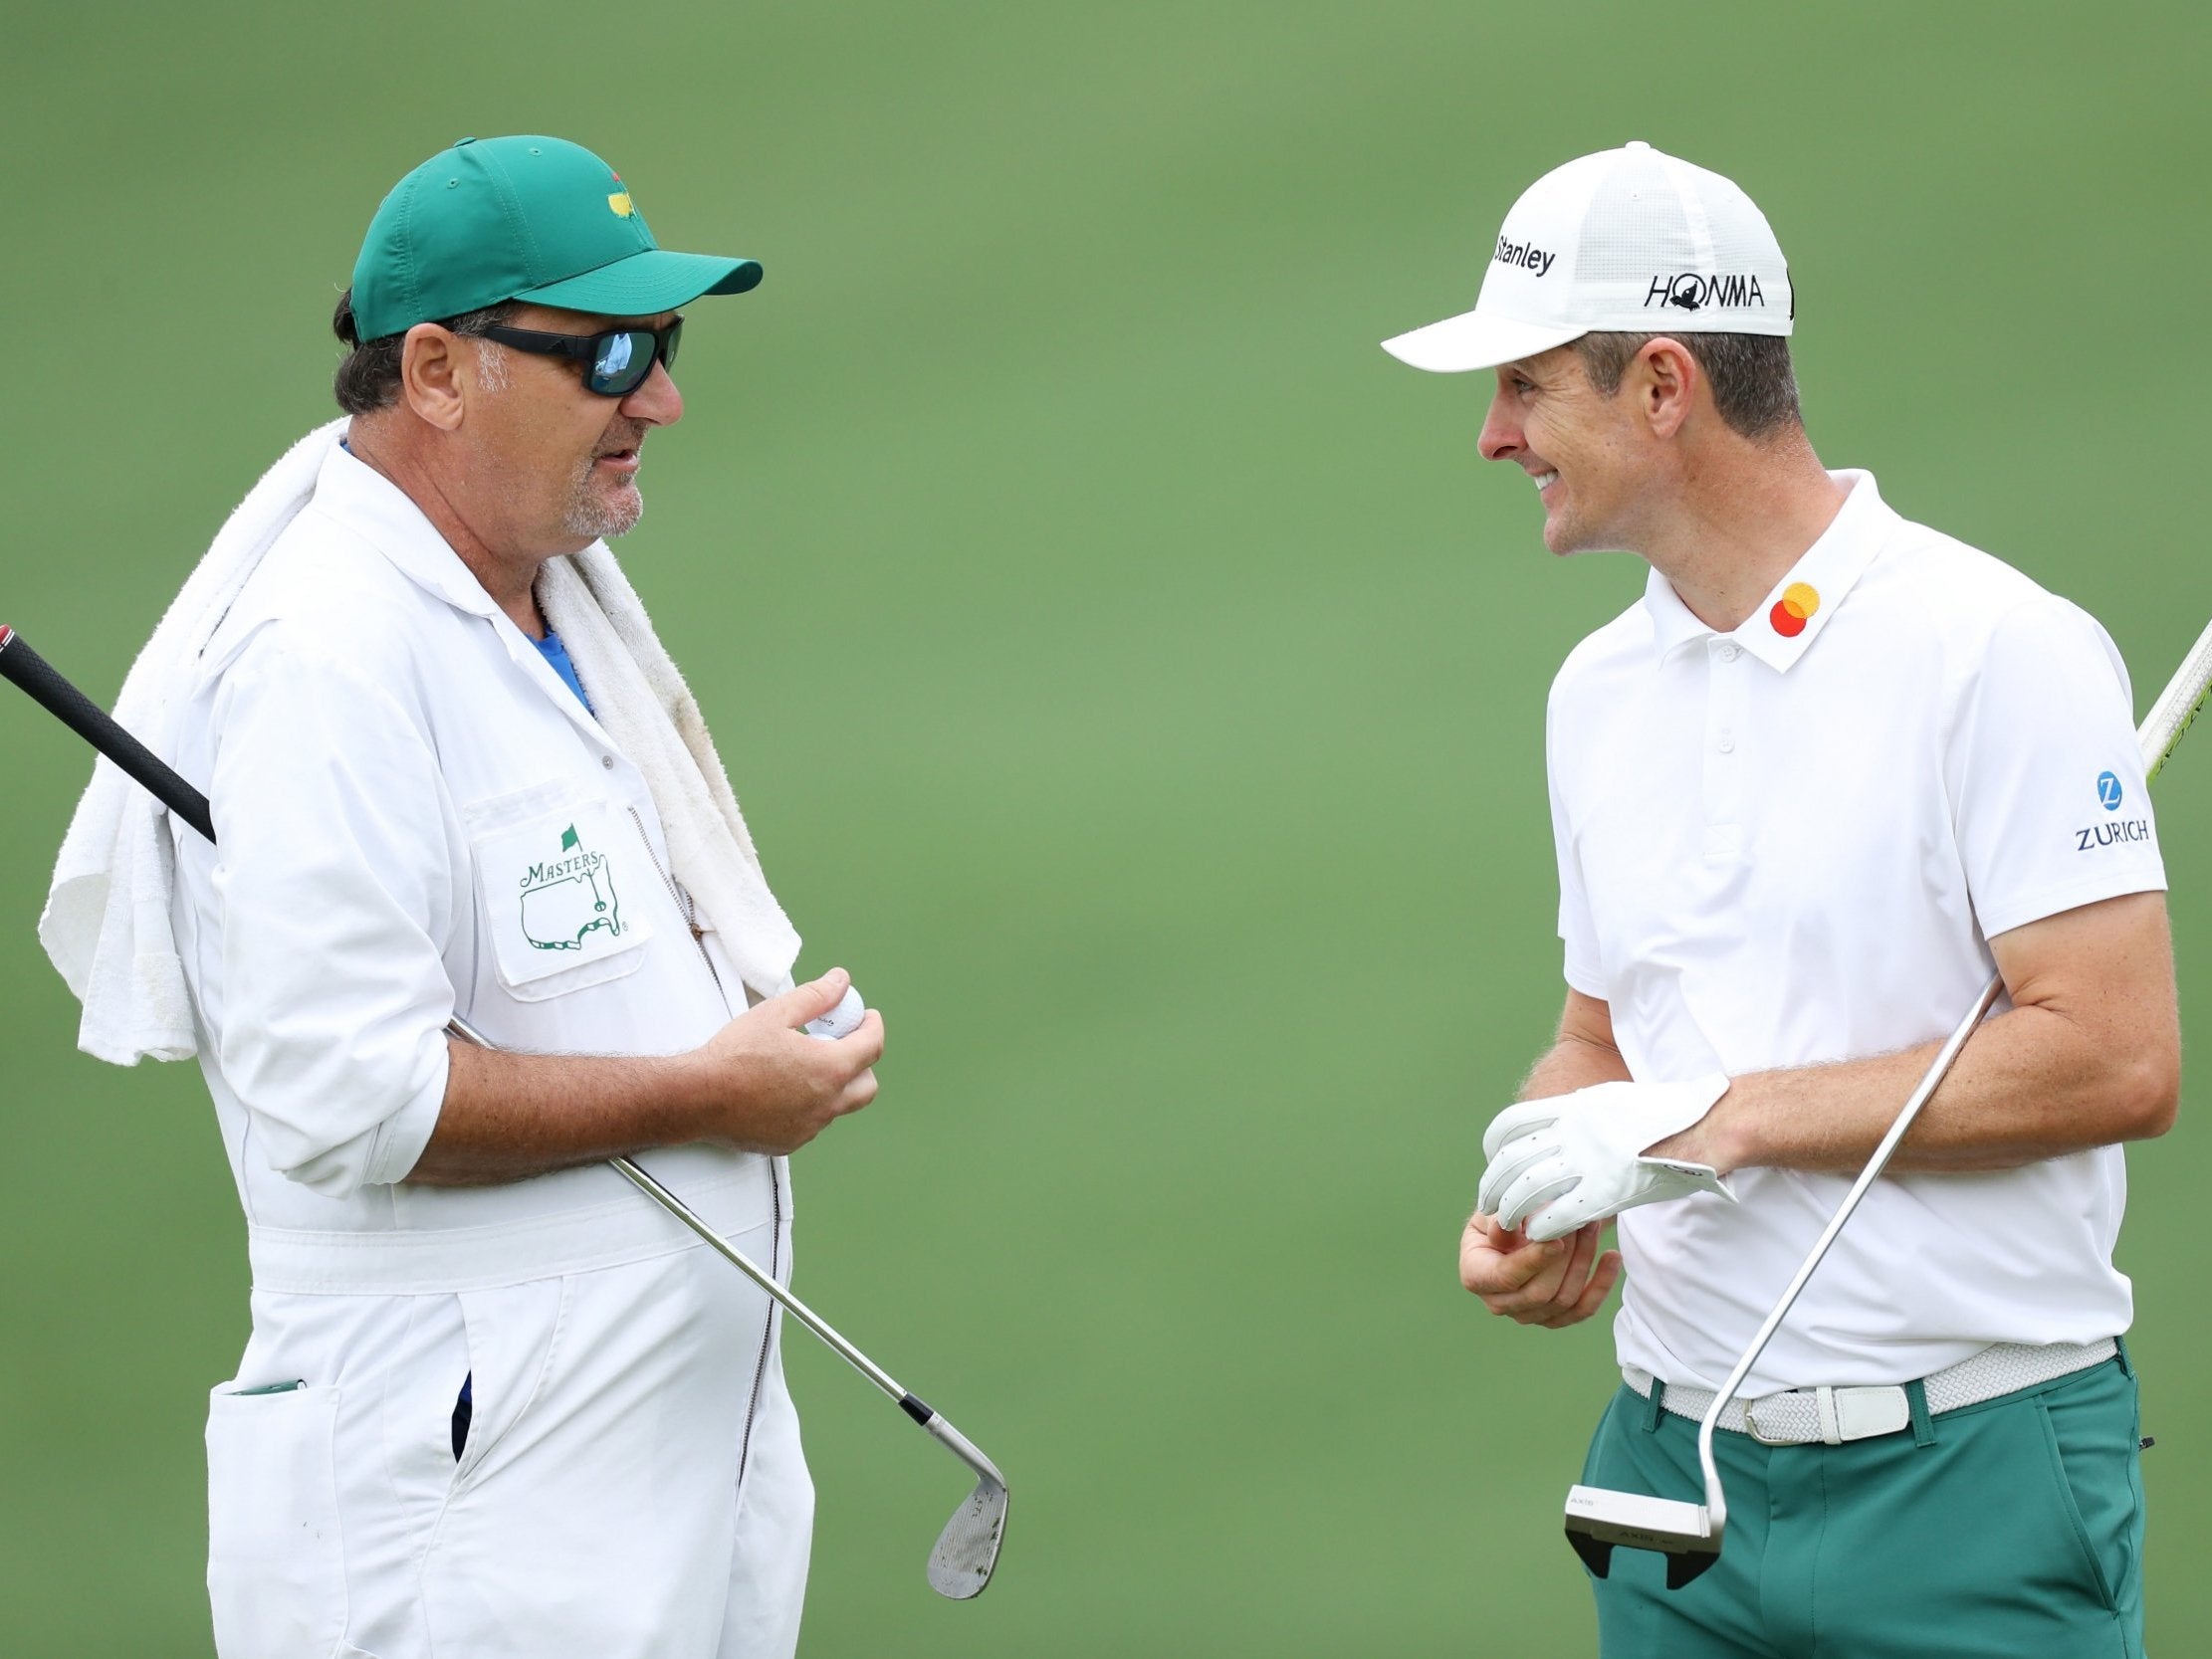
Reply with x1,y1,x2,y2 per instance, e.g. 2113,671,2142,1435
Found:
206,1241,812,1659
1580,1353,2145,1658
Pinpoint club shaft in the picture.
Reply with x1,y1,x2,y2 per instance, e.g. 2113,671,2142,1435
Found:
1693,620,2212,1529
603,1155,999,1492
438,1018,913,1402
617,1157,909,1397
1693,975,2000,1526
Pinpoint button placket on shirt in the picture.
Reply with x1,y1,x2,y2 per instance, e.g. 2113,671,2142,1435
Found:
1702,638,1748,863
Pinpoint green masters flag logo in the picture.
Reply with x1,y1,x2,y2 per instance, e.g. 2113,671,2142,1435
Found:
519,823,623,950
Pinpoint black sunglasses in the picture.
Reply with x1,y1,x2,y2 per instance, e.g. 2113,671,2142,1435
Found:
476,315,684,397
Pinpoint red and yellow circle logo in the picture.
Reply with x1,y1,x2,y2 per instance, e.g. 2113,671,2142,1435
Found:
1769,581,1820,639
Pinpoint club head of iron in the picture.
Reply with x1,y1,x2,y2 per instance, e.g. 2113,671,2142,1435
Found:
1564,1483,1721,1590
926,1469,1008,1599
916,1409,1008,1599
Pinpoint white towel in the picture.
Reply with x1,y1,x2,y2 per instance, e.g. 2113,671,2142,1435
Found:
537,549,801,1004
40,419,799,1065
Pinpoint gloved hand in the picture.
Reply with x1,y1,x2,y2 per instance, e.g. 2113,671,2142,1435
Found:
1477,1074,1735,1242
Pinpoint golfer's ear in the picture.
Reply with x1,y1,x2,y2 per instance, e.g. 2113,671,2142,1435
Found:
399,323,468,431
1634,337,1699,439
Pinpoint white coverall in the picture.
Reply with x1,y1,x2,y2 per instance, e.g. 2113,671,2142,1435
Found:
168,443,812,1659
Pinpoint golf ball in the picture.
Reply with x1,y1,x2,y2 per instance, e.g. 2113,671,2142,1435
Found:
803,984,868,1041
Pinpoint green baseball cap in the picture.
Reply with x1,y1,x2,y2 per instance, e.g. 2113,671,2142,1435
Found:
348,135,762,341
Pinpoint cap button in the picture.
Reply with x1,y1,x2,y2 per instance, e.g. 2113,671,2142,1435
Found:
1626,139,1651,150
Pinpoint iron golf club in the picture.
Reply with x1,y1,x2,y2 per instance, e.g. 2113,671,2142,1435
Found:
1563,611,2212,1589
0,621,1008,1600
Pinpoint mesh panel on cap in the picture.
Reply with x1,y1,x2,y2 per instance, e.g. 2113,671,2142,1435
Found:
1576,149,1702,283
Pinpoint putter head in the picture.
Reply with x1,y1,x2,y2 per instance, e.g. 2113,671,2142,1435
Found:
1564,1484,1721,1590
926,1468,1009,1599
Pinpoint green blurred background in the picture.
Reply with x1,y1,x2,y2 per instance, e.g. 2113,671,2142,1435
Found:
2,1,2207,1651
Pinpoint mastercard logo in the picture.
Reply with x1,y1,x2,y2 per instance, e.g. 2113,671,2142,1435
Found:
1769,581,1820,639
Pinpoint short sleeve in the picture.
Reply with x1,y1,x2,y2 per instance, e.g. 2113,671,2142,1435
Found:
1547,682,1607,996
198,628,457,1195
1950,597,2166,940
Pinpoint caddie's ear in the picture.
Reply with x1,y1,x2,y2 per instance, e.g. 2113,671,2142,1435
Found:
397,323,469,433
1631,336,1700,441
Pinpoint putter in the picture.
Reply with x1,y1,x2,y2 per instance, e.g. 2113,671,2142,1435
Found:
0,622,1008,1600
1564,611,2212,1590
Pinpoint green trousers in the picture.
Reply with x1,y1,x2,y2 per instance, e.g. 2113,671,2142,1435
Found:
1581,1351,2145,1658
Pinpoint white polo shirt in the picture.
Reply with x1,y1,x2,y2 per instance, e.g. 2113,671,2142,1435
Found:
1545,471,2166,1395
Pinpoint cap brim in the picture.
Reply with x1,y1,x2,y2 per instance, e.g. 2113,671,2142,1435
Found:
1380,308,1584,373
516,248,763,318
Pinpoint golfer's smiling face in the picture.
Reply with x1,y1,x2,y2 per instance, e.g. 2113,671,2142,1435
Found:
1478,344,1649,556
464,303,685,558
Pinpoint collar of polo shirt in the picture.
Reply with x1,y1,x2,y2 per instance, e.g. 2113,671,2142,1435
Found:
1642,471,1888,671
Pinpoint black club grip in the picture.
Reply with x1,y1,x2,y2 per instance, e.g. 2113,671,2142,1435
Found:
0,625,216,843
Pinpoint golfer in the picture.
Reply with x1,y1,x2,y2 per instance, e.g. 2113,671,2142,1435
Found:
41,136,881,1658
1388,142,2176,1655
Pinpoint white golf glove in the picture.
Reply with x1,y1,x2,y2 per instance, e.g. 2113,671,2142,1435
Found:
1478,1074,1736,1242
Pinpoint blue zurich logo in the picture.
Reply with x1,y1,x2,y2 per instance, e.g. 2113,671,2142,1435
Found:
2097,771,2123,812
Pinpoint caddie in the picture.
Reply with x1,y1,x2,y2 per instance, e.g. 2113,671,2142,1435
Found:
40,135,883,1659
1386,142,2178,1655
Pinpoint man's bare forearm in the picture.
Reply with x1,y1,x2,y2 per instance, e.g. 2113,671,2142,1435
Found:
1517,987,1634,1104
407,1039,713,1186
401,972,885,1187
1676,1000,2177,1176
1520,1030,1633,1102
1658,893,2179,1176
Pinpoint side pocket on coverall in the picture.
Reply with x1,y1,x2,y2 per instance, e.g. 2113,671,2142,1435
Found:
206,1381,349,1659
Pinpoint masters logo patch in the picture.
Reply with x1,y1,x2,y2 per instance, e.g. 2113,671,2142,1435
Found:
519,822,624,950
468,793,656,996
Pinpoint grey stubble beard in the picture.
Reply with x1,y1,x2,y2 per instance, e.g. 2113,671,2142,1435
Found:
561,453,645,541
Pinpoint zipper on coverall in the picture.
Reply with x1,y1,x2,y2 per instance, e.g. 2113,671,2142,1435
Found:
628,805,784,1490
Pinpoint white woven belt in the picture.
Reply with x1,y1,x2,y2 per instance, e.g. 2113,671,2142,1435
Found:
1624,1339,2117,1446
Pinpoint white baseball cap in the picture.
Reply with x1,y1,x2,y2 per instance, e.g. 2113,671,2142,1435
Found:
1381,141,1794,373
